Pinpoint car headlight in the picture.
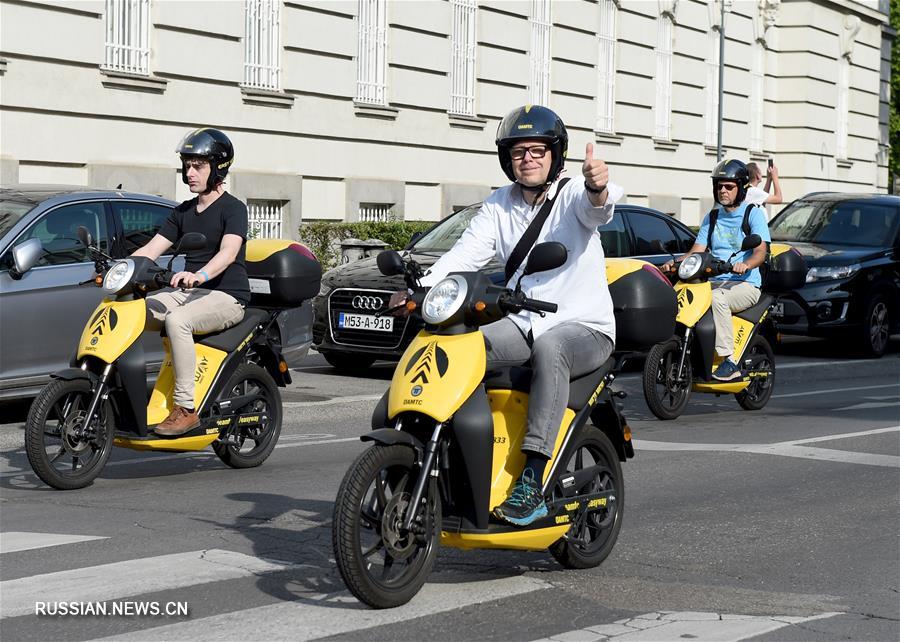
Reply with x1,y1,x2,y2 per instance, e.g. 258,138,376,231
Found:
805,263,860,283
678,254,703,280
422,275,468,324
102,259,134,294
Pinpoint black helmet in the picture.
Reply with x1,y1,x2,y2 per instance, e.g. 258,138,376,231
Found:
495,105,568,184
176,128,235,191
711,158,751,206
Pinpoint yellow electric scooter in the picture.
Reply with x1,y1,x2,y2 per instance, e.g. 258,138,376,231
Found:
331,243,676,608
25,227,321,489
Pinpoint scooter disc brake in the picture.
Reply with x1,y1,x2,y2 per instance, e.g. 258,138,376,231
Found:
61,411,91,455
380,492,417,560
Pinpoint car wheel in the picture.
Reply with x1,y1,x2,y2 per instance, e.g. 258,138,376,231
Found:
858,293,891,358
323,352,376,372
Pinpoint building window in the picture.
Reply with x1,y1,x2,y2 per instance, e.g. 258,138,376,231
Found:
704,29,719,147
596,0,617,133
103,0,151,75
357,0,388,105
247,199,285,239
749,40,765,153
529,0,551,106
359,202,393,222
836,57,850,160
450,0,477,116
654,13,674,141
243,0,281,91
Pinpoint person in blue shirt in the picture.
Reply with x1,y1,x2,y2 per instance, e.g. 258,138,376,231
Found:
663,159,771,380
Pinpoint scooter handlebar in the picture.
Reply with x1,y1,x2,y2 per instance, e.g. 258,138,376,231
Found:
522,297,557,314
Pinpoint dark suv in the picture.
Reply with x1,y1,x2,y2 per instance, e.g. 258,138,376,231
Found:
769,193,900,357
312,203,694,371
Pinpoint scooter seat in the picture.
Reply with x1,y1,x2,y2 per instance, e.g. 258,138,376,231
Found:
483,356,616,410
735,294,775,323
194,309,269,353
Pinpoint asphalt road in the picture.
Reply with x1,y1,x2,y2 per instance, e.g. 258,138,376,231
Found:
0,339,898,642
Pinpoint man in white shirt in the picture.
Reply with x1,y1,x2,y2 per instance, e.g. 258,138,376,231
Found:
745,161,783,207
392,105,622,526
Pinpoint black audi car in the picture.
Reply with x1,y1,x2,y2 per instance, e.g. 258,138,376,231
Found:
769,192,900,357
312,202,695,371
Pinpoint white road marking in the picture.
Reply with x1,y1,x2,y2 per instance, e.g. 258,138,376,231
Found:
774,383,899,399
0,549,302,619
835,400,900,411
634,425,900,468
0,532,108,554
94,575,550,641
283,394,383,407
537,611,842,642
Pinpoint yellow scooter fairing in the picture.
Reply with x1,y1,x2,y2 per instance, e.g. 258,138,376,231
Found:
114,433,219,452
674,282,712,328
77,299,146,363
388,331,486,422
605,257,646,283
147,339,230,425
442,525,571,551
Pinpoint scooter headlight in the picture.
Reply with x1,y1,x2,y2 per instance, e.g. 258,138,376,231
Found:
102,259,135,294
422,275,468,325
678,254,703,280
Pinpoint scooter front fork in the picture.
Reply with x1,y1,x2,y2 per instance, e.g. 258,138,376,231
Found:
675,329,692,381
400,421,443,533
79,363,112,439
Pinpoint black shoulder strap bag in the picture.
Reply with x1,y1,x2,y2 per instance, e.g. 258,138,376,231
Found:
504,178,571,284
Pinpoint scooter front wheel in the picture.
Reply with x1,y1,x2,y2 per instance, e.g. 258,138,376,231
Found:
549,426,624,569
25,378,113,490
213,363,282,468
332,444,440,608
643,340,691,420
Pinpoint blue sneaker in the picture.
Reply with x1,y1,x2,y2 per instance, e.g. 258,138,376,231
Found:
492,468,548,526
712,358,742,381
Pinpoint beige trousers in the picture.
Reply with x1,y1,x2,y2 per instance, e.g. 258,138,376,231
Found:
710,281,761,357
145,288,245,407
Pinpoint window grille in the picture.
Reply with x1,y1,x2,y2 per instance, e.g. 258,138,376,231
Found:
529,0,551,106
358,203,393,222
749,40,765,152
596,0,617,133
247,199,285,239
356,0,388,105
836,57,850,160
103,0,150,75
243,0,281,91
450,0,477,116
654,14,674,140
704,29,720,147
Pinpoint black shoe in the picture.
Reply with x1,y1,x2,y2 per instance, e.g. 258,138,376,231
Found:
492,468,548,526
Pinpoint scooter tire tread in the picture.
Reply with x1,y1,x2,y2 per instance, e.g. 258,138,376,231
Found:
735,335,775,411
642,340,691,421
212,363,282,468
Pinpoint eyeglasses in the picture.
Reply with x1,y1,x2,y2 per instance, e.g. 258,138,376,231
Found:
716,182,738,191
509,145,549,160
182,158,210,170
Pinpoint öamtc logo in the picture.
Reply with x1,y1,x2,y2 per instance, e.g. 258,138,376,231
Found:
89,307,118,336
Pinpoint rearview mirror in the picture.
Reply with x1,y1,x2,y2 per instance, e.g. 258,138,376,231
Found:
176,232,207,253
524,241,567,276
741,234,762,251
377,250,405,276
76,225,93,248
405,231,424,249
9,238,42,279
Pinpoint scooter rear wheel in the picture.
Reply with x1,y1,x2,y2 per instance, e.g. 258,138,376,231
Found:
735,335,775,410
549,427,623,569
212,363,282,468
332,444,440,608
643,340,691,420
25,378,113,490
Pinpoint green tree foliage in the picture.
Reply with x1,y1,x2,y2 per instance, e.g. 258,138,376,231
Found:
891,0,900,189
298,220,435,270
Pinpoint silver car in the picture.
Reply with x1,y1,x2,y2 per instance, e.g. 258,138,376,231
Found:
0,185,312,400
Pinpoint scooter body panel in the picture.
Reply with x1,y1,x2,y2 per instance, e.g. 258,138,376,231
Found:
674,282,712,328
77,299,146,362
114,433,218,451
441,525,570,551
388,331,486,422
147,340,230,426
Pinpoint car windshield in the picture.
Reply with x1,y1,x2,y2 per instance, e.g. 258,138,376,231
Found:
410,203,481,252
0,199,34,238
770,200,900,247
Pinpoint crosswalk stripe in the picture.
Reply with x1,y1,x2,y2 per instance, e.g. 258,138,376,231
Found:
0,532,108,554
1,549,301,619
94,575,550,641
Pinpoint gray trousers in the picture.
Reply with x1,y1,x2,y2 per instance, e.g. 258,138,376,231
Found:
711,281,761,357
481,319,614,458
145,288,245,407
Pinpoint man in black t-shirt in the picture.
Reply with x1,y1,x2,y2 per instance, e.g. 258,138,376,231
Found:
132,128,250,436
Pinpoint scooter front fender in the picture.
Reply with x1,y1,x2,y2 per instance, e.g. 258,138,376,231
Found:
361,428,424,452
50,368,99,384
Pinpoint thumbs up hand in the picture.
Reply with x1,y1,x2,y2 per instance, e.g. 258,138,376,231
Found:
582,143,609,198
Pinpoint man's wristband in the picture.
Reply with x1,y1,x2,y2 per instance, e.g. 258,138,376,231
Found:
198,270,210,283
585,183,606,195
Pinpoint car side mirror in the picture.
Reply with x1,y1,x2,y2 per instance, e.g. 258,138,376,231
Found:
76,225,93,248
9,238,42,280
524,241,568,276
741,234,762,251
377,250,405,276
